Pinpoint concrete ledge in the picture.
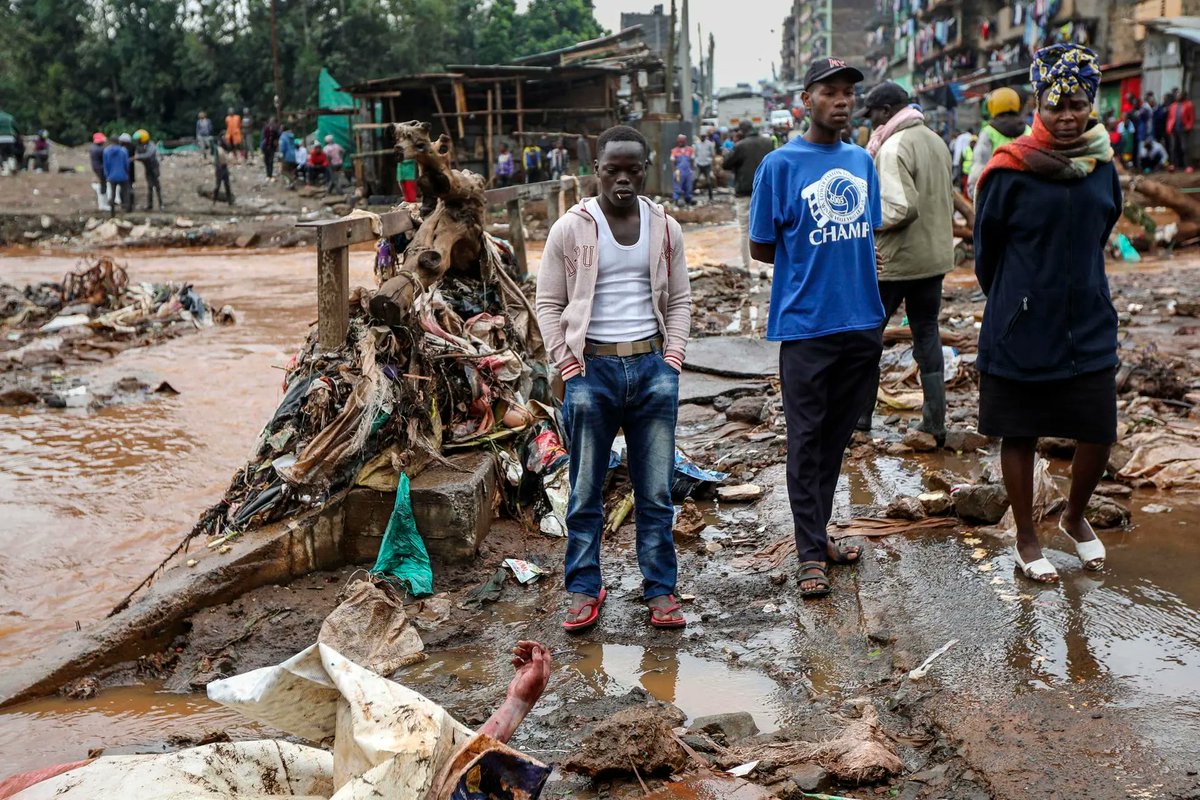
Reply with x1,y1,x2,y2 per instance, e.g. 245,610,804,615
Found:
344,450,497,564
0,496,349,709
0,452,499,708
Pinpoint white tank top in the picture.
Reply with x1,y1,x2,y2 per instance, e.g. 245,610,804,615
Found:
585,197,661,343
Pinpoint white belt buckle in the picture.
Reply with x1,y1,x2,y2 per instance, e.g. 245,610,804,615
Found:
616,341,634,357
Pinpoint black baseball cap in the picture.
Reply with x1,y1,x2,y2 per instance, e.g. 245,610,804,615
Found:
863,81,911,111
803,58,865,90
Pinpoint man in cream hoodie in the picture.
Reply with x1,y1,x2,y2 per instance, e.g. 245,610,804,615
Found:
536,125,692,633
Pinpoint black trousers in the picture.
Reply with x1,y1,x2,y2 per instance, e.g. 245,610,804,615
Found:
214,166,233,203
861,274,946,423
1171,131,1189,169
263,147,276,178
780,328,883,563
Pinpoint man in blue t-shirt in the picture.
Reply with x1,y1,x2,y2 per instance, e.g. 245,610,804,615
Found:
749,57,885,599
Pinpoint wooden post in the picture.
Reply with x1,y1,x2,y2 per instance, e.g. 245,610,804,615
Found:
452,79,467,140
316,228,349,350
429,86,454,141
564,178,579,209
486,89,494,184
515,79,524,140
547,183,561,220
507,197,527,274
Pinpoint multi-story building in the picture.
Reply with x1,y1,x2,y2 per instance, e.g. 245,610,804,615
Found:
621,5,672,61
780,0,876,83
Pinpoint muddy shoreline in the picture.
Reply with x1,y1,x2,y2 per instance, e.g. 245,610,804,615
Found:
2,230,1200,799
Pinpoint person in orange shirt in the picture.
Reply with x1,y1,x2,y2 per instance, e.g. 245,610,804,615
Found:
225,107,243,160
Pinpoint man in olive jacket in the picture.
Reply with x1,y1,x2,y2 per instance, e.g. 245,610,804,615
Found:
858,82,955,442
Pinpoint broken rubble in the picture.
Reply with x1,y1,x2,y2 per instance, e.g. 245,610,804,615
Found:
689,711,760,745
952,484,1009,524
902,430,938,452
725,395,769,424
885,495,927,521
918,491,954,516
718,484,764,503
1085,496,1132,528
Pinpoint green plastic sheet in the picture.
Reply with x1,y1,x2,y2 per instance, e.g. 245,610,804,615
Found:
371,473,433,596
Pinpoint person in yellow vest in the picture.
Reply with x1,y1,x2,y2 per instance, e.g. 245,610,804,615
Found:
959,132,977,194
966,87,1032,199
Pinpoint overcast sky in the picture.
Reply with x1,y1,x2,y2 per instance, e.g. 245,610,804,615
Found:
520,0,794,90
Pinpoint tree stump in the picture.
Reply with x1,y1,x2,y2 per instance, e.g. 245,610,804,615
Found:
370,121,486,325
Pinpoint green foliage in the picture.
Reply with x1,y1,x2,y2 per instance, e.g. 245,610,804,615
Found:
0,0,607,143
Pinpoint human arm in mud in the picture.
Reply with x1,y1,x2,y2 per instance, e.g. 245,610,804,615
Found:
534,220,582,380
663,216,691,372
477,641,551,744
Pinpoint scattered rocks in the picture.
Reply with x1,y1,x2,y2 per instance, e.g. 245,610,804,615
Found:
718,484,763,502
783,763,830,792
1085,496,1132,528
952,484,1009,524
0,388,39,406
725,395,768,424
1094,482,1133,498
673,499,706,537
886,495,927,521
926,468,968,493
902,430,938,452
1141,503,1173,514
918,491,954,516
1037,437,1077,458
690,711,760,745
943,428,990,452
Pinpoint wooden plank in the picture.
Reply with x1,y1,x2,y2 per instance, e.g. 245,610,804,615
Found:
484,175,596,205
316,240,349,350
507,198,527,274
298,210,415,250
547,185,561,221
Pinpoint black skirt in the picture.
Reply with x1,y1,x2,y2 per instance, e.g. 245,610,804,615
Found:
978,367,1117,443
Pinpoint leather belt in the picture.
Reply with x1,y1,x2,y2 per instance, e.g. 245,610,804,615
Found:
584,337,662,357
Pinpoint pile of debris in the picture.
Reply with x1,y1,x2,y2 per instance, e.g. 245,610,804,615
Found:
126,122,565,598
0,255,229,407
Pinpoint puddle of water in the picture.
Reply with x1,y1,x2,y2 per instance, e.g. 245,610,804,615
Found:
0,684,260,776
570,642,785,733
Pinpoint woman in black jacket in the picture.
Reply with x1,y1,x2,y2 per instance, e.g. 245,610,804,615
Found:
973,44,1121,582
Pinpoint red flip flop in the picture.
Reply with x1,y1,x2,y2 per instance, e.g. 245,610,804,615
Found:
648,594,687,629
563,587,607,633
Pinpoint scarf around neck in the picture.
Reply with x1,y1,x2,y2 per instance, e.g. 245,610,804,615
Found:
976,113,1112,192
866,105,925,157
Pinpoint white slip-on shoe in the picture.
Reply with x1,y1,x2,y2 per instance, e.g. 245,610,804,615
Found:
1058,518,1106,571
1014,547,1059,582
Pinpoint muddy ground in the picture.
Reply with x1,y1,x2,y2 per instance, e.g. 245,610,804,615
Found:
2,227,1200,798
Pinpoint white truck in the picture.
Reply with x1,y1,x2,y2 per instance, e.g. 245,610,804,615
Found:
717,92,764,130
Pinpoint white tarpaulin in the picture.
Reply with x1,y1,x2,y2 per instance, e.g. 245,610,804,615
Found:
9,740,333,799
206,642,473,797
10,643,549,799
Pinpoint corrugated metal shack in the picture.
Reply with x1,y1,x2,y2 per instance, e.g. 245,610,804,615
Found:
344,27,682,198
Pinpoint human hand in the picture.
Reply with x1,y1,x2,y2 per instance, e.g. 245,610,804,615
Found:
505,640,551,708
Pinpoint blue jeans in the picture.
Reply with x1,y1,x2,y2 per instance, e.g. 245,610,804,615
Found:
562,348,679,600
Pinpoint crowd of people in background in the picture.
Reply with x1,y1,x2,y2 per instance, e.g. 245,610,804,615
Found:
196,107,351,202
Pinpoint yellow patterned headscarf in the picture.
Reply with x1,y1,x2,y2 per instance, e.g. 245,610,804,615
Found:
1031,44,1101,107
